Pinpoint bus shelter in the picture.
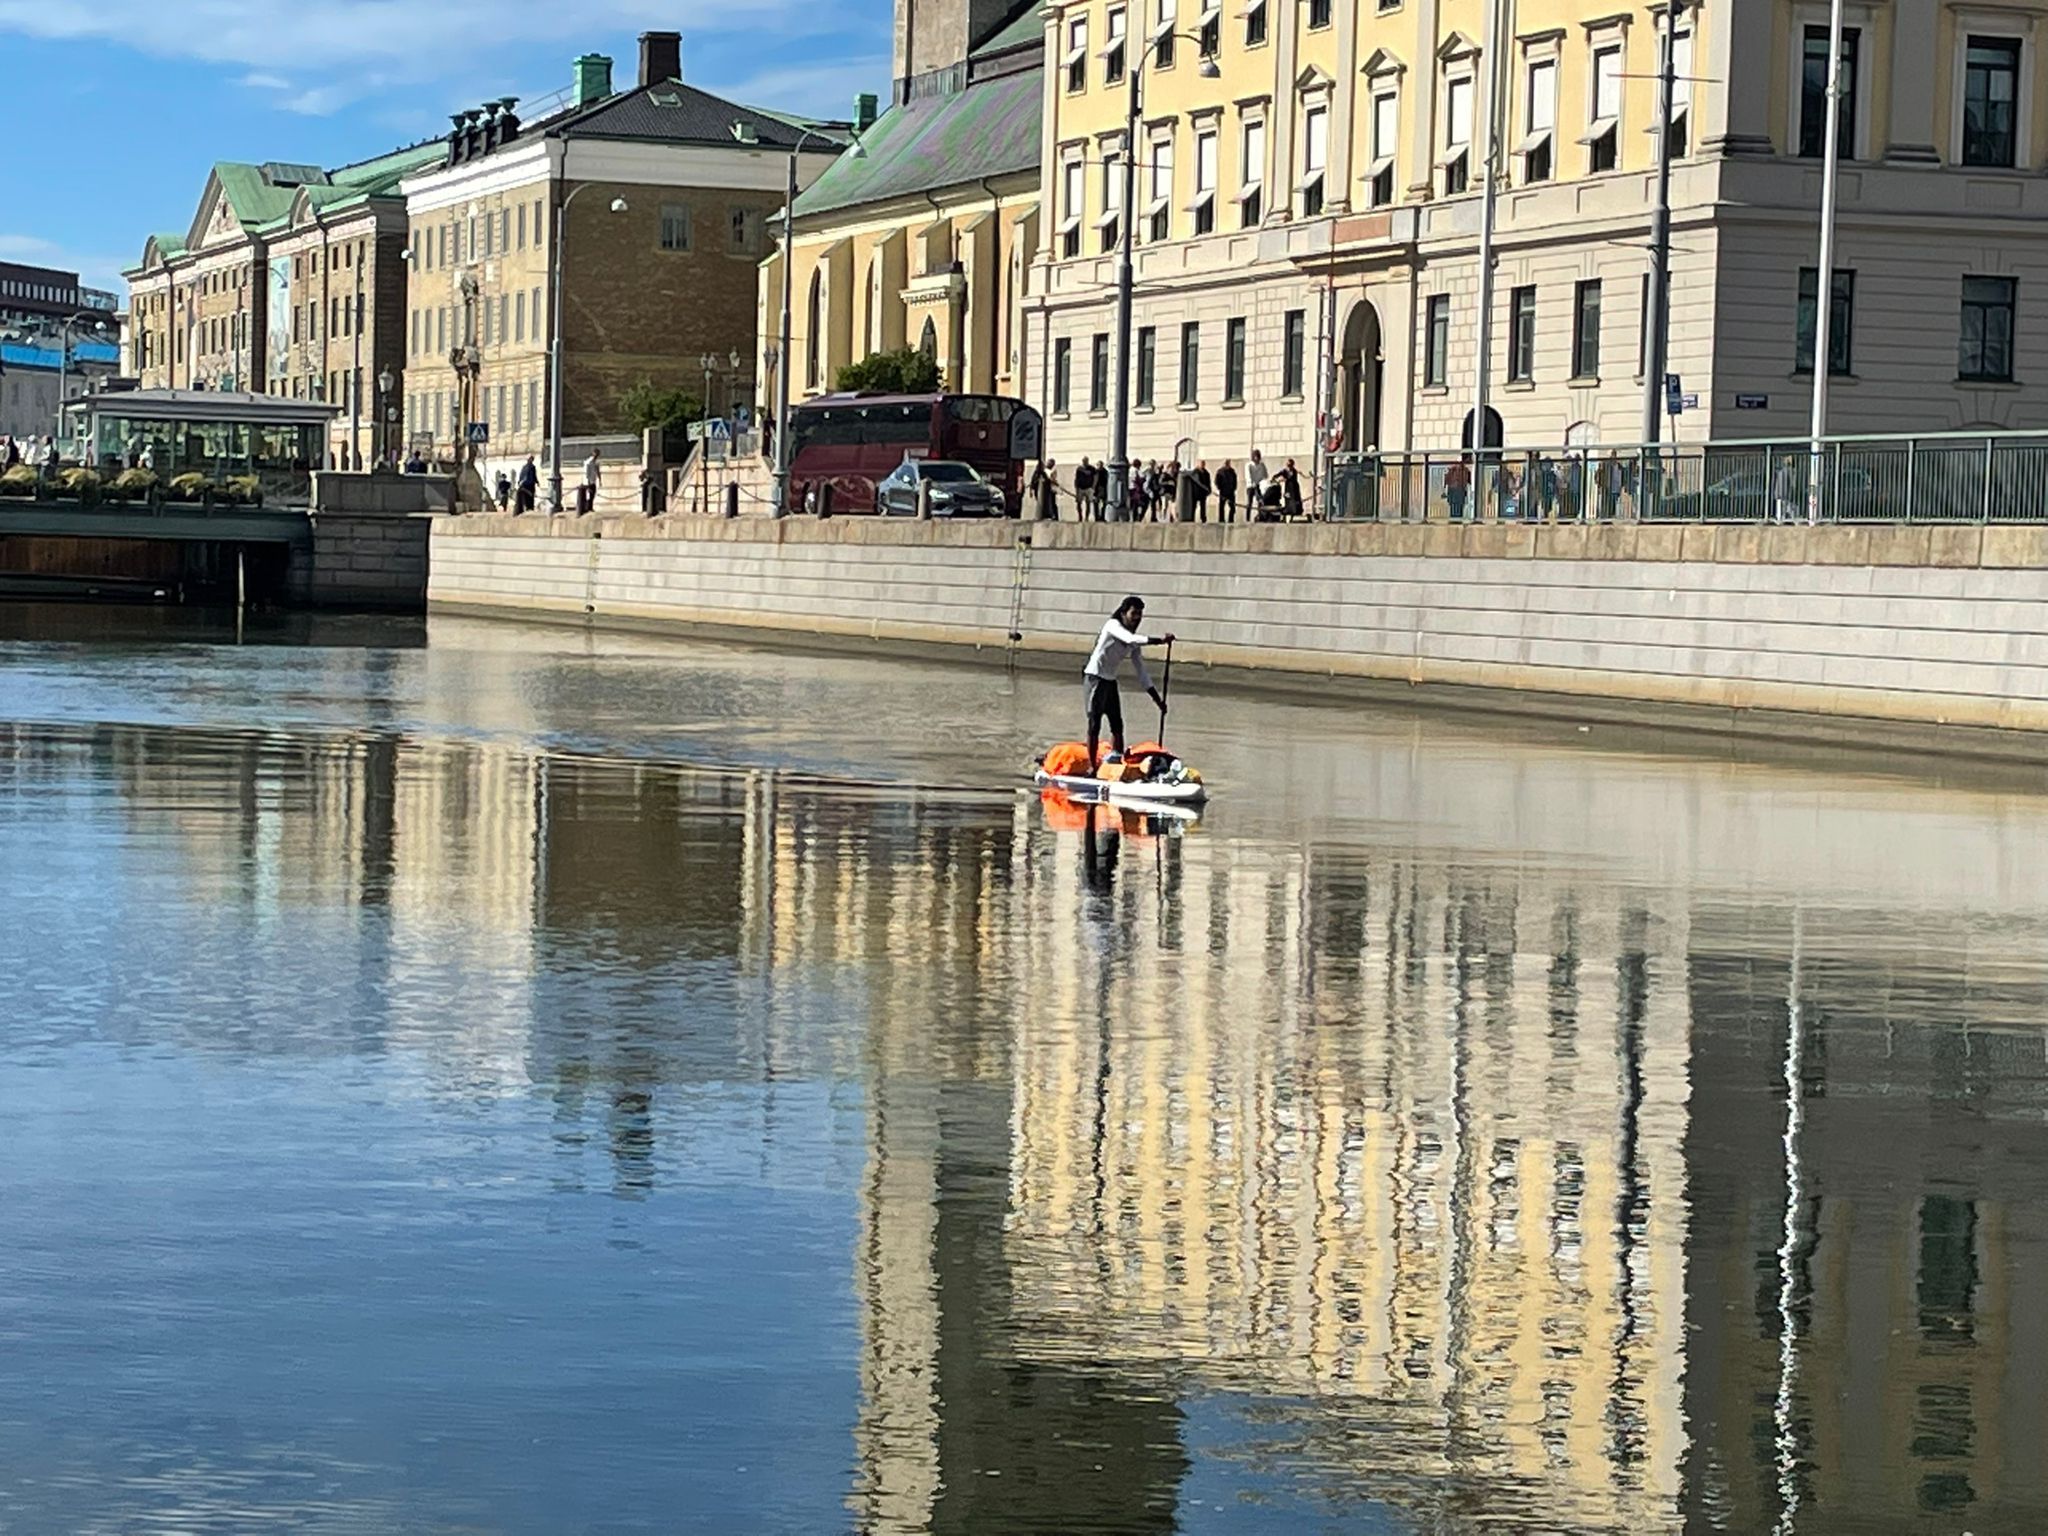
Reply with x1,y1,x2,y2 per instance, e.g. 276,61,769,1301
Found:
63,390,337,506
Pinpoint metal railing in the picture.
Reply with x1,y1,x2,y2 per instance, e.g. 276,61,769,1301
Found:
1328,432,2048,524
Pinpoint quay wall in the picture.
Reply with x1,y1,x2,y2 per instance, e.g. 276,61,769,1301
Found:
429,515,2048,752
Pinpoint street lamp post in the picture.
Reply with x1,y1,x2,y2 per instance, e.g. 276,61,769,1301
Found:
53,313,108,461
547,181,630,515
1106,37,1220,522
376,365,396,469
697,349,743,515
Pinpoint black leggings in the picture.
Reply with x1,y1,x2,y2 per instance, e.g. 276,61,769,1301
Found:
1084,675,1124,761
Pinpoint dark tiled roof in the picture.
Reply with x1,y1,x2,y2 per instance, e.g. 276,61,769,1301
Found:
556,80,851,150
792,65,1042,222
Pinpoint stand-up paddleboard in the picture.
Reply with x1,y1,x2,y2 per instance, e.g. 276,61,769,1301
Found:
1032,740,1209,809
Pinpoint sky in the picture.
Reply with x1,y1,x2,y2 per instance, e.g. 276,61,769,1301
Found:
0,0,895,297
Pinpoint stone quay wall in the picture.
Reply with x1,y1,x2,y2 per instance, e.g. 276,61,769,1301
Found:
430,515,2048,753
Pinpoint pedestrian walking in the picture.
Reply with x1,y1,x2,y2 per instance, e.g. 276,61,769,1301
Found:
579,446,602,515
1773,454,1801,524
1245,449,1269,510
1074,457,1098,520
1281,459,1305,520
1597,452,1624,521
1192,459,1212,521
1444,457,1472,522
1214,459,1238,522
1536,455,1559,520
495,470,513,512
516,454,538,513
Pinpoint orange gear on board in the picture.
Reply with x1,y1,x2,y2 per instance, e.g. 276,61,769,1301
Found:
1040,741,1094,777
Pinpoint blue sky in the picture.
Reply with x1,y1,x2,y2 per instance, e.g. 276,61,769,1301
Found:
0,0,894,296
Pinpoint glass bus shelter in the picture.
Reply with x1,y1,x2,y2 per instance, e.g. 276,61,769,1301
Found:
63,389,338,506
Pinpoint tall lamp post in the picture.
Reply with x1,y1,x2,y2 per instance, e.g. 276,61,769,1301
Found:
736,120,865,517
547,182,630,514
53,313,108,458
1806,0,1849,521
376,365,396,469
698,349,742,514
1106,35,1221,521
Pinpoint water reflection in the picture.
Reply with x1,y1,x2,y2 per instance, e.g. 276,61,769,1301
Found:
3,702,2048,1533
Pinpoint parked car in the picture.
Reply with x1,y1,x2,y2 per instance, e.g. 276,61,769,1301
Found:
874,459,1005,518
1667,463,1880,521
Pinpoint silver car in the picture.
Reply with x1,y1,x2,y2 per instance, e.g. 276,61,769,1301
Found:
875,459,1003,518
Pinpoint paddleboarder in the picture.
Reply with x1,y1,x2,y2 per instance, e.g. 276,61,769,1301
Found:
1084,595,1174,766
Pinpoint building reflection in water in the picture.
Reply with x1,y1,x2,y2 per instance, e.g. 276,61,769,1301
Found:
18,716,2048,1533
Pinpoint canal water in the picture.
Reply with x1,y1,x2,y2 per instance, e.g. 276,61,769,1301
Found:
1,608,2043,1535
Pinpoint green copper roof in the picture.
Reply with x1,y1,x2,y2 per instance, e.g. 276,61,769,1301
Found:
793,65,1042,222
973,2,1043,57
329,140,445,192
210,162,300,228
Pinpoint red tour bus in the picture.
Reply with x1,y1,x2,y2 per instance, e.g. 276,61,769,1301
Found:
786,392,1038,515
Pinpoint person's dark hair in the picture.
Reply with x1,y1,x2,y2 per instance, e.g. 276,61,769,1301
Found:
1115,594,1145,624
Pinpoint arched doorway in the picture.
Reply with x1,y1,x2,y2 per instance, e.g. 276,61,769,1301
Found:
1460,406,1505,449
919,316,938,362
1339,301,1383,452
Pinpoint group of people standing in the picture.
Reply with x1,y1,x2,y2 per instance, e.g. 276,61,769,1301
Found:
1031,450,1308,523
1438,451,1647,523
0,435,58,475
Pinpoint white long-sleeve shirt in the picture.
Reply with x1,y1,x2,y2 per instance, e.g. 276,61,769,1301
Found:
1084,617,1155,692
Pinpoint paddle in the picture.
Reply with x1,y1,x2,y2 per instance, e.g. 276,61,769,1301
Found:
1157,637,1175,747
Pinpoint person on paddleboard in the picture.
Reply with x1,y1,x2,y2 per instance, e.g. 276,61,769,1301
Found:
1084,596,1173,765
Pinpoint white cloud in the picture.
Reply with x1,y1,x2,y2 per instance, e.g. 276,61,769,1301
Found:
238,70,290,90
0,233,138,295
719,54,891,118
0,0,809,74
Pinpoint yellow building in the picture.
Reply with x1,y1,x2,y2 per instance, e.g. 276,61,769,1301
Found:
1031,0,2048,478
758,0,1044,409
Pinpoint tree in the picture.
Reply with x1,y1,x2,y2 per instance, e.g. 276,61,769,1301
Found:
836,347,941,394
618,379,705,433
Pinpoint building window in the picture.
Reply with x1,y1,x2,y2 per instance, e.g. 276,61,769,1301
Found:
1137,326,1157,406
1224,317,1247,400
731,208,763,254
1178,321,1200,404
1796,267,1854,374
1799,25,1859,158
1154,0,1177,68
1106,6,1127,82
1245,0,1267,46
1066,14,1089,93
1443,75,1474,193
805,270,822,388
1588,44,1621,171
1052,337,1073,413
1194,129,1218,235
1368,91,1399,205
1960,275,2017,381
1200,1,1219,56
517,203,527,249
1664,28,1693,157
1509,286,1537,381
1424,296,1449,386
1090,332,1110,411
1061,159,1085,258
1281,309,1306,396
1309,0,1333,23
1240,118,1266,225
1571,280,1602,377
1523,60,1556,182
1099,149,1124,252
1963,37,2022,167
515,290,526,342
1300,104,1329,216
1148,136,1174,241
660,202,692,251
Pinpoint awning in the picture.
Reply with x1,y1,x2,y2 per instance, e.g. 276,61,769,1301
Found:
1150,17,1176,44
1239,0,1266,15
1364,154,1397,179
1435,145,1469,167
1295,169,1326,193
1233,180,1265,203
1064,41,1089,66
1198,0,1223,23
1577,116,1617,144
1057,214,1083,236
1516,129,1552,155
1143,192,1172,217
1094,206,1124,229
1185,188,1217,214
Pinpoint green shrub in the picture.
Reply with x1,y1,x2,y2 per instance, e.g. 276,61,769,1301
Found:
0,464,36,496
222,475,262,506
56,468,99,498
836,347,941,394
109,468,159,499
168,472,214,503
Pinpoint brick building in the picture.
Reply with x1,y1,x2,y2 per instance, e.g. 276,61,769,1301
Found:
398,32,849,492
124,144,441,468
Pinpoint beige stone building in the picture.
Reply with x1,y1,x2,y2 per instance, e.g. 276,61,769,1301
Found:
125,145,439,468
759,0,1043,407
400,34,847,490
1030,0,2048,481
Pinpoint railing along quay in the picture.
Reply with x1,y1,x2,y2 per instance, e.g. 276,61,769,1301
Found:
1328,432,2048,524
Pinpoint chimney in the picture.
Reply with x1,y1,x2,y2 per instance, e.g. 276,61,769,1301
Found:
639,31,682,87
853,92,879,134
573,53,614,108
